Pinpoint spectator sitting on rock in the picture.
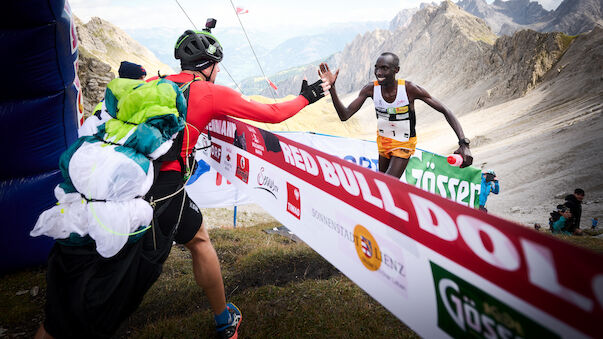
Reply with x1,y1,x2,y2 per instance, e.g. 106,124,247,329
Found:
551,206,572,235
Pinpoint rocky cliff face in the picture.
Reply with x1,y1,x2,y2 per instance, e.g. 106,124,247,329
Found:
74,16,174,116
543,0,603,35
268,1,577,114
328,1,499,110
77,53,113,117
458,0,601,36
480,29,572,104
389,7,420,30
492,0,551,25
76,17,174,78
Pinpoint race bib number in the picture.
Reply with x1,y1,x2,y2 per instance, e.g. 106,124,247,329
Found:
377,119,410,142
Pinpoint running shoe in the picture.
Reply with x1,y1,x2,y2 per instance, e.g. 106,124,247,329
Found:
216,302,242,339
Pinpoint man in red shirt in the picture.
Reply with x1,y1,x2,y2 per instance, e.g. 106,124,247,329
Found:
148,29,328,339
36,27,329,339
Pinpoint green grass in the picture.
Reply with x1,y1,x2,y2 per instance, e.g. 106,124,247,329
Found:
558,33,578,52
2,221,602,337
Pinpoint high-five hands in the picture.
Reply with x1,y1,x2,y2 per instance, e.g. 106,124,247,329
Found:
300,76,331,104
318,62,339,87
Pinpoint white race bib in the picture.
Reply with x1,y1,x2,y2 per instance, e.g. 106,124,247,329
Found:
377,119,410,142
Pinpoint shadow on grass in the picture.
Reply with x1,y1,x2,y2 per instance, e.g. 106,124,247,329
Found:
131,276,419,339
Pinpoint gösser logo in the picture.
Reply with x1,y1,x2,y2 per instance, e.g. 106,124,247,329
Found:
353,225,381,271
235,154,249,184
286,182,301,219
430,262,559,339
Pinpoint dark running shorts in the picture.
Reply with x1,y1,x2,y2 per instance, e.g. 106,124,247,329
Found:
147,170,203,244
43,171,202,338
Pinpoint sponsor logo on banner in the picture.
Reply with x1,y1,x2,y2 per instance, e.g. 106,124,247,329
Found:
210,143,222,163
208,119,236,140
350,224,407,293
286,182,301,219
354,225,381,271
430,261,559,339
343,155,379,171
254,167,279,199
235,154,249,184
223,146,234,172
404,151,481,208
311,208,354,242
247,126,265,156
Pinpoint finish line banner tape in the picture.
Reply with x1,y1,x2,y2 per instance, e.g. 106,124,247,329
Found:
203,115,602,338
188,132,482,209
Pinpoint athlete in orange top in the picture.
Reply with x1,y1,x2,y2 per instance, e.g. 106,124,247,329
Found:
318,52,472,178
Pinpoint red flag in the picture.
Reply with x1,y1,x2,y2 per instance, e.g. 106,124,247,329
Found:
236,7,248,15
266,78,278,91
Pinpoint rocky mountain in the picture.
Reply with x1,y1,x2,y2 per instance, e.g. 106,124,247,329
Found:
261,1,580,113
458,0,550,34
76,17,174,77
457,0,602,35
75,16,174,116
541,0,603,35
128,21,388,88
389,8,420,30
77,53,114,117
71,9,602,226
245,5,603,226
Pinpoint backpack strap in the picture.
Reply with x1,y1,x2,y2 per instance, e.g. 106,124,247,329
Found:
154,77,207,180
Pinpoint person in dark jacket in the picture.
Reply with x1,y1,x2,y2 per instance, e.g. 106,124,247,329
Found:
564,188,585,234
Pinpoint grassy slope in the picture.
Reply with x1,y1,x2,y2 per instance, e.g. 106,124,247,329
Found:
2,220,601,338
237,95,374,140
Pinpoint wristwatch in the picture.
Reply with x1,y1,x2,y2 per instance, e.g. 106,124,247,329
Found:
458,138,470,146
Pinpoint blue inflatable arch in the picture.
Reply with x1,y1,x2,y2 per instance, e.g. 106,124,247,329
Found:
0,0,81,273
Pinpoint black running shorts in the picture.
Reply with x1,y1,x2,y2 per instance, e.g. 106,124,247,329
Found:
147,170,203,244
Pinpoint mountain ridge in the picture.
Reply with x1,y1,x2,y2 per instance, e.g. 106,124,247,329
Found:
457,0,602,35
256,0,582,114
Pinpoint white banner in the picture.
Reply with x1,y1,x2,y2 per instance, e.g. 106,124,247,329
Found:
188,132,481,208
202,115,602,338
186,131,379,208
185,162,254,208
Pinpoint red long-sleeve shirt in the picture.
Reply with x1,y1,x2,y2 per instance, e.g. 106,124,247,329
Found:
149,72,309,172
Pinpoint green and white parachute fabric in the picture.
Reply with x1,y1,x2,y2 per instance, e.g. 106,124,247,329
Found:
31,78,187,257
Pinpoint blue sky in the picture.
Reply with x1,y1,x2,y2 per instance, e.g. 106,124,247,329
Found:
70,0,564,31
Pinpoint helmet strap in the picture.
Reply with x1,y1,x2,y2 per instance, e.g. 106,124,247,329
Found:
201,63,216,82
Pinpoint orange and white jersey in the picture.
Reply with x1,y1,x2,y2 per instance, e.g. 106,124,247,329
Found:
373,79,416,142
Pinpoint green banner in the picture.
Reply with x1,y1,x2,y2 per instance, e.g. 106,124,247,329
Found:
403,150,482,208
430,262,559,339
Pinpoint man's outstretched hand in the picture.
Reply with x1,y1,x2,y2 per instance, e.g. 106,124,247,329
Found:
318,62,339,87
300,77,330,104
454,145,473,168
